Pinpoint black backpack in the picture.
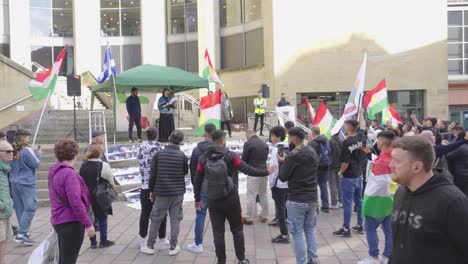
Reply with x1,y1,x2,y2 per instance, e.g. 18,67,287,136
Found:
204,151,234,200
319,142,332,168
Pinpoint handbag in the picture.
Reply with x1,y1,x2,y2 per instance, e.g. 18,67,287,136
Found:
95,162,118,211
50,168,95,223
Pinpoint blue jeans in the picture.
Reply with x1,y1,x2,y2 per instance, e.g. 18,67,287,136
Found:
365,216,392,258
340,177,363,228
194,186,208,245
287,201,318,264
90,216,108,243
318,169,329,209
11,183,37,235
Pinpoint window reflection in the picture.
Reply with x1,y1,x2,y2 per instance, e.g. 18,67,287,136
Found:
101,0,140,37
167,0,198,35
30,0,73,37
244,0,261,23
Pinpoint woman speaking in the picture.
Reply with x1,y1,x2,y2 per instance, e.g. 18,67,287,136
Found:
158,89,176,142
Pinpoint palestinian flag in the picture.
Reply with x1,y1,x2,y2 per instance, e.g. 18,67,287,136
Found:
195,89,222,136
29,46,67,100
363,79,388,119
382,105,402,127
312,101,336,139
202,49,224,87
362,152,398,219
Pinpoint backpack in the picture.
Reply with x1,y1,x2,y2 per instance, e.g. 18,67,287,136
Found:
319,142,332,168
204,152,234,200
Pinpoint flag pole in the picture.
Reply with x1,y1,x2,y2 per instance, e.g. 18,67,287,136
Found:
32,89,53,147
112,75,117,146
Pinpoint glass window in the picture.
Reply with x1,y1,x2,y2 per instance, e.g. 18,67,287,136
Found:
186,41,198,73
449,60,463,75
52,0,71,9
101,45,121,72
101,0,119,8
220,0,242,28
245,28,263,66
54,46,73,75
31,45,53,69
167,4,185,34
449,27,462,42
122,45,141,71
1,0,9,35
52,9,73,37
31,0,51,8
186,3,197,33
122,8,140,36
30,6,52,37
221,33,244,69
101,9,120,36
449,43,462,58
167,42,186,70
121,0,140,8
448,11,462,26
244,0,261,23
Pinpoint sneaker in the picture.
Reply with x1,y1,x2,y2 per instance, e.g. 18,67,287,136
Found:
332,227,351,238
129,139,134,143
268,218,279,226
307,258,319,264
352,225,364,234
271,234,290,244
156,238,170,250
242,217,254,225
339,202,343,208
11,225,18,236
90,241,98,249
140,245,155,255
329,204,339,210
136,236,146,249
259,216,268,223
168,245,181,256
99,240,115,248
187,242,203,253
321,207,330,213
358,256,380,264
380,255,389,264
15,234,35,246
238,259,250,264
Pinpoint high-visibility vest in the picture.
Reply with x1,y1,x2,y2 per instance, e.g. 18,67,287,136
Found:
255,98,266,114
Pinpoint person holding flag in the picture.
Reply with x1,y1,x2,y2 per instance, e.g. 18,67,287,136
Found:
359,131,396,264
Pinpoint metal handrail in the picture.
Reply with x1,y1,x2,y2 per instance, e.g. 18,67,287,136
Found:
176,92,200,107
266,110,311,133
31,62,46,72
0,94,33,112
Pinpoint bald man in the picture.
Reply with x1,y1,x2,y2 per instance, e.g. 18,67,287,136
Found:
0,141,14,263
242,129,270,225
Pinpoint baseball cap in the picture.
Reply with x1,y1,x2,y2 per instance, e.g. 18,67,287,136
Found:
92,130,106,138
15,129,32,137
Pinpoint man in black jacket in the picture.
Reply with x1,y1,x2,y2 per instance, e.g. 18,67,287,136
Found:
126,87,142,143
242,129,269,225
194,130,272,264
141,130,188,256
278,127,320,264
446,131,468,196
187,124,215,253
389,136,468,264
308,126,330,213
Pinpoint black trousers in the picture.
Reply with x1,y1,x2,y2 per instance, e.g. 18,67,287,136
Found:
139,189,167,238
221,121,232,137
271,187,288,236
253,114,265,135
128,115,142,140
209,194,245,264
53,221,85,264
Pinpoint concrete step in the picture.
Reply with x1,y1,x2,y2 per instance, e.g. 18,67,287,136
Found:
38,161,82,172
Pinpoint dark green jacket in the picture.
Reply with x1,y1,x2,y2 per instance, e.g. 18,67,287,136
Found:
0,161,13,218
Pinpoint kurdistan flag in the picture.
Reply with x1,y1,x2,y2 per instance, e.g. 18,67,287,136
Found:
363,79,388,120
29,46,67,100
362,153,398,219
195,89,222,136
382,105,402,127
202,49,224,87
312,101,336,139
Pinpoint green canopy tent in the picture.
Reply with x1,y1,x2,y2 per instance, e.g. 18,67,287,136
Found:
91,64,209,144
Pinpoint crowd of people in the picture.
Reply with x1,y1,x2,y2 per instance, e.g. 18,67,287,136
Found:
0,103,468,264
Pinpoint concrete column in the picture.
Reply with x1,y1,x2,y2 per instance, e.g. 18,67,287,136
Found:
141,0,166,65
8,1,31,68
73,0,101,75
198,0,220,93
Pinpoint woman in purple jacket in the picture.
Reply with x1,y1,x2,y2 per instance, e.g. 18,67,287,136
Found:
48,139,95,264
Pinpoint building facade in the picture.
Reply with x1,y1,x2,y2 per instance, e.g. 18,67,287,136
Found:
1,0,448,124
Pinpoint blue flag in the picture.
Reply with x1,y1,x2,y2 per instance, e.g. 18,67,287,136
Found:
97,46,116,83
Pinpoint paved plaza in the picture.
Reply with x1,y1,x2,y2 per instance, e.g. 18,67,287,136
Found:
6,196,376,264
